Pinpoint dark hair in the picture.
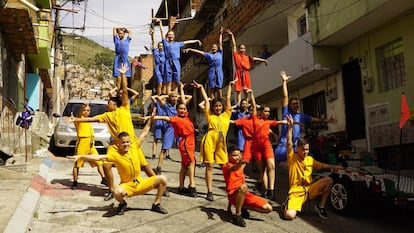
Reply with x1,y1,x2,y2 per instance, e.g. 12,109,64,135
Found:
227,143,240,153
297,138,309,147
176,102,186,109
109,97,122,107
118,131,129,139
210,98,223,108
288,97,298,105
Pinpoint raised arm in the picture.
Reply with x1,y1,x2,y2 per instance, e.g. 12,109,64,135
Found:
280,70,290,107
138,110,156,143
113,27,117,36
150,27,156,48
226,79,237,111
128,87,139,102
179,82,192,105
183,48,205,56
218,27,223,51
227,30,237,52
125,28,132,38
192,80,209,112
109,87,118,98
117,63,130,107
247,89,257,115
154,18,165,40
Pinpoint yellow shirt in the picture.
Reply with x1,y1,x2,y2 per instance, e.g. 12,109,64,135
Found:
96,103,136,142
75,116,94,138
205,108,232,136
107,146,145,183
287,148,323,188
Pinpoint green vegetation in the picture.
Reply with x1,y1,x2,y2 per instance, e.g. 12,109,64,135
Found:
62,34,114,69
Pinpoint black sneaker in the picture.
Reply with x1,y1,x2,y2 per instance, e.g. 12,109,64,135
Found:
314,204,328,219
177,187,189,195
266,190,275,201
104,191,114,201
155,166,162,175
233,214,246,227
117,201,127,215
151,154,156,159
206,192,214,201
151,203,168,214
71,181,78,190
189,186,198,198
100,178,108,186
241,208,250,219
165,154,171,160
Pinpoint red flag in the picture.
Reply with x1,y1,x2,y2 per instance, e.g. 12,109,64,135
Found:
400,92,410,129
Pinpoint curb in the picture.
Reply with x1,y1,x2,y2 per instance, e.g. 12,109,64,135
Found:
3,157,52,233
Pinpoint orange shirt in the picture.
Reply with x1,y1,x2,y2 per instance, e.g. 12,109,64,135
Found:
222,162,245,195
253,116,279,146
234,116,254,139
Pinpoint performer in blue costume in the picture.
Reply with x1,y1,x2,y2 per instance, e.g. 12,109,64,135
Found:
113,27,132,89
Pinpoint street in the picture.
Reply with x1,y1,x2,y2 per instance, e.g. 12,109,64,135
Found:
24,129,412,233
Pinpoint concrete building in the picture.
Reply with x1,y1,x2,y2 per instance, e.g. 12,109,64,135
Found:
155,0,414,170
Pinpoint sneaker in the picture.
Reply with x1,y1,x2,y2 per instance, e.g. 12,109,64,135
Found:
104,191,114,201
155,166,162,175
241,208,250,219
266,190,275,201
200,163,206,168
100,178,108,186
163,189,170,197
165,154,171,160
117,201,127,215
206,192,214,201
233,214,246,227
71,181,78,190
152,154,156,159
314,204,328,219
177,187,189,195
151,203,168,214
189,186,198,198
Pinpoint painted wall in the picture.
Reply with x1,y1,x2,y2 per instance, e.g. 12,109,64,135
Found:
26,73,40,111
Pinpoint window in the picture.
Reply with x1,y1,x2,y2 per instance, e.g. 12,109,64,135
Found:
301,91,327,130
297,14,307,36
376,38,406,91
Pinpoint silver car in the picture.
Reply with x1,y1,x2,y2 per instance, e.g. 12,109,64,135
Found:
50,99,111,156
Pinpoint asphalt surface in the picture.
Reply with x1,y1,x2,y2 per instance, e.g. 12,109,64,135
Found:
2,129,366,233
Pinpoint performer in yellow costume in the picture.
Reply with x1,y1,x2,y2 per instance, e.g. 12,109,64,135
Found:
192,78,236,201
71,103,105,190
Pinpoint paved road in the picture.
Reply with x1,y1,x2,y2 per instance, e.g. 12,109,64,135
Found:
5,128,413,232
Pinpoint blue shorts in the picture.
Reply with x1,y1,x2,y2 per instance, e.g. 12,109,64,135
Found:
154,121,164,139
161,124,175,150
236,130,245,152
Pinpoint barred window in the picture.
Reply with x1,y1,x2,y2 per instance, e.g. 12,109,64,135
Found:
376,38,406,91
297,14,307,36
302,91,327,130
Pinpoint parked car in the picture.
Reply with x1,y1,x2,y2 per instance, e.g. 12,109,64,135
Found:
50,99,111,156
130,107,145,128
314,161,414,215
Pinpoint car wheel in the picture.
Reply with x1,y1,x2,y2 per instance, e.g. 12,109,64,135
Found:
49,135,64,156
330,178,354,214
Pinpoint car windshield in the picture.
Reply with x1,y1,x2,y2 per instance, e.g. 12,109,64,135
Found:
62,103,107,117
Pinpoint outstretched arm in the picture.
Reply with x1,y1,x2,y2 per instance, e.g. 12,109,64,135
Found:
184,39,202,46
183,48,204,56
252,57,268,66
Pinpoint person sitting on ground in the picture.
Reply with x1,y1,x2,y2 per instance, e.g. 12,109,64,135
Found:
223,144,273,227
281,114,343,220
68,131,168,215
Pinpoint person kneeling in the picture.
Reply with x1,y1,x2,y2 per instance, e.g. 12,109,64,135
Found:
68,132,168,215
223,144,273,227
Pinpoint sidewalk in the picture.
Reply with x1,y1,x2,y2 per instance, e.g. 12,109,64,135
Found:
1,131,326,233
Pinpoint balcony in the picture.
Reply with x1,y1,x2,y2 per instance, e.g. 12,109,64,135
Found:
250,32,338,103
309,0,414,46
0,0,38,56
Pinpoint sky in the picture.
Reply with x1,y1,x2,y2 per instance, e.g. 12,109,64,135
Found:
59,0,164,57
